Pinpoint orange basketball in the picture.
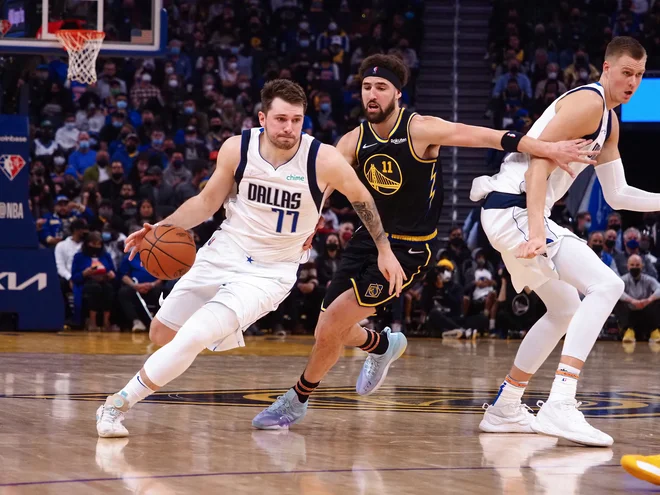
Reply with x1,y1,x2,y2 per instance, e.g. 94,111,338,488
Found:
139,225,196,280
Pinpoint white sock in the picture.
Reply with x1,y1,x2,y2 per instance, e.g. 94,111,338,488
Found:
116,373,155,409
493,375,528,406
489,319,496,330
548,363,581,402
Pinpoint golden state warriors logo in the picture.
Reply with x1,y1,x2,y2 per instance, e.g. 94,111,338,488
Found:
364,153,402,196
365,284,384,298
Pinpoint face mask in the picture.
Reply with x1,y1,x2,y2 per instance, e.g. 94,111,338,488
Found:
328,22,338,31
79,140,90,149
228,62,238,71
605,239,616,249
169,79,179,88
142,74,152,83
65,122,76,130
212,125,222,133
205,84,215,92
629,267,642,278
342,231,352,241
184,106,195,115
583,221,592,230
88,247,102,257
112,120,123,128
126,144,137,153
320,102,331,112
476,258,486,267
185,137,197,144
610,223,621,231
97,158,109,167
101,232,112,242
548,71,558,80
626,239,640,250
152,138,164,146
327,243,338,251
172,159,184,168
54,156,66,166
165,66,175,75
238,82,250,90
299,22,309,31
640,240,651,251
300,39,310,48
510,65,519,74
592,244,603,255
112,172,123,180
449,237,463,247
441,271,453,282
230,46,240,55
579,70,589,80
124,207,137,217
170,46,181,55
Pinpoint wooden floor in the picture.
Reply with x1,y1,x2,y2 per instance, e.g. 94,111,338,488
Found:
1,332,659,494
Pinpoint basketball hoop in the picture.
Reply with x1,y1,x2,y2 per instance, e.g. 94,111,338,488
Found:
55,30,105,84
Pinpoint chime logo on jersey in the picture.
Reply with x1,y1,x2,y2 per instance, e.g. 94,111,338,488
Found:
363,153,402,196
365,284,384,298
247,183,302,209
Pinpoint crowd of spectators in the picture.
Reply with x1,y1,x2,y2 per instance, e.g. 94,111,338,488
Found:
0,0,425,333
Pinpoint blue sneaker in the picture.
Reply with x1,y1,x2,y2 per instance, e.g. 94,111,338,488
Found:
252,388,308,430
356,327,407,396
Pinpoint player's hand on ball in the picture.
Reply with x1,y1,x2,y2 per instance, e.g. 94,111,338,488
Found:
125,223,156,261
547,138,598,177
377,248,407,297
516,237,547,259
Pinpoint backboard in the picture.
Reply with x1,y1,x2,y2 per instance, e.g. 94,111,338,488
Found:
0,0,167,57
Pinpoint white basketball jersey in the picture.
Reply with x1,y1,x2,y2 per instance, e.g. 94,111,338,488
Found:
470,82,611,215
220,128,326,263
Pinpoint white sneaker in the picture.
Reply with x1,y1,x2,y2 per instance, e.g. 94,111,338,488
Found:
479,401,535,433
96,404,129,438
132,319,146,332
531,399,613,447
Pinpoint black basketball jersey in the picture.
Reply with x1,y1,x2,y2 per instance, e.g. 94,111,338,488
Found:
355,108,442,240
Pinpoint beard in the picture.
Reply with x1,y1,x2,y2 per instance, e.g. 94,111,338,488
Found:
264,127,299,151
363,97,397,124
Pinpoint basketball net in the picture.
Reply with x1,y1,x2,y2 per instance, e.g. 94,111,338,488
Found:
55,30,105,85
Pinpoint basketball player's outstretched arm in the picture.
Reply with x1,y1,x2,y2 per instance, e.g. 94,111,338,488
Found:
409,115,598,177
518,91,604,258
124,137,240,260
316,144,407,296
594,112,660,211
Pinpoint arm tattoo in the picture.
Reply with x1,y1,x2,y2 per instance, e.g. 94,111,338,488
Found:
351,200,388,246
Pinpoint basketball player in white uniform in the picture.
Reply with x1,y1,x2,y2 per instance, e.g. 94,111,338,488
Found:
472,37,658,446
95,79,406,437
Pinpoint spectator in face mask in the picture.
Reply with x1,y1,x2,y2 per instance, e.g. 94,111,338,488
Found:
564,48,600,89
221,55,240,89
55,114,81,153
493,58,532,99
619,255,660,344
99,161,125,202
68,132,97,180
82,150,111,184
445,227,472,280
337,221,354,250
614,227,659,278
182,126,208,161
574,211,592,240
130,71,163,110
588,231,620,274
163,151,192,188
167,39,192,81
101,218,128,271
111,133,140,177
70,231,116,330
318,197,339,234
206,116,224,152
607,212,625,251
422,260,465,338
33,120,60,159
178,99,208,135
174,161,209,206
603,228,623,258
97,61,128,100
139,128,169,168
54,219,87,314
139,166,176,218
316,234,342,288
534,63,567,99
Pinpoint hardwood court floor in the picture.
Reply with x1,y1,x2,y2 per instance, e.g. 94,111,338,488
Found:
1,332,659,494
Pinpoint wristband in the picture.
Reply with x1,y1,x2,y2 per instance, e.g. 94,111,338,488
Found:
501,131,524,152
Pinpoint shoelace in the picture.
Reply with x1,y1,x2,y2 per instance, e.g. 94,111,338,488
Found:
537,399,589,425
268,395,297,417
104,406,124,422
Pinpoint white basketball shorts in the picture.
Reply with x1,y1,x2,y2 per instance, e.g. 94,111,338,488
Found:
481,205,583,293
156,230,298,351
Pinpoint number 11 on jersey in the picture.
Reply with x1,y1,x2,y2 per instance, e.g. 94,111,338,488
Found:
272,208,299,233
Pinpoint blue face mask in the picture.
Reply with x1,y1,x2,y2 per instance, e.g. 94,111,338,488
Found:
101,232,112,242
152,138,164,146
79,140,90,149
320,102,331,112
170,46,181,55
584,221,592,230
112,120,122,128
626,239,640,250
117,100,128,109
184,106,195,115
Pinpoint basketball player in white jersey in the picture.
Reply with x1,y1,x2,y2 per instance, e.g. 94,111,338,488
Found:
472,37,658,446
95,79,406,437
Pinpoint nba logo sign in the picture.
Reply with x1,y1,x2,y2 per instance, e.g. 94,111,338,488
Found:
373,66,378,74
0,155,27,181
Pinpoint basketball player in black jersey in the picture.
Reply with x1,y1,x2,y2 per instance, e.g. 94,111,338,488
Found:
252,54,598,429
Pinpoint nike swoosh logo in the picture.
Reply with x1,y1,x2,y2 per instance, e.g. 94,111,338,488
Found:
408,249,425,255
363,143,378,149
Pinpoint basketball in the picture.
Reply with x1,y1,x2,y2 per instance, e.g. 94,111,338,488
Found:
139,225,196,280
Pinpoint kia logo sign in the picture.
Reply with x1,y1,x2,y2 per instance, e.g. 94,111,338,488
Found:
0,273,47,291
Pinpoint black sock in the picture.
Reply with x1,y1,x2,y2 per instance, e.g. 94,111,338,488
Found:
293,373,319,403
358,329,390,355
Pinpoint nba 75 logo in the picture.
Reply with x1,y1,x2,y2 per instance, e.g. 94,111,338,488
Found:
0,155,27,181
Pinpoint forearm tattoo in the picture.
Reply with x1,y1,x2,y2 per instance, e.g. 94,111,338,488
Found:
351,200,388,245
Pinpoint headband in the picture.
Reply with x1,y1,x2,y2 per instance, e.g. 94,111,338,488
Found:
362,66,402,90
